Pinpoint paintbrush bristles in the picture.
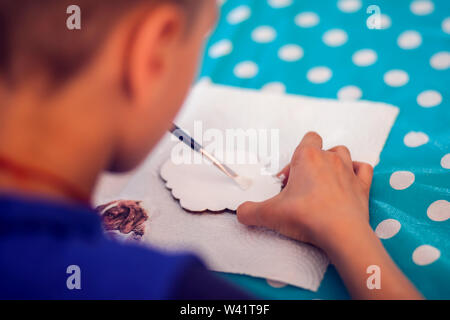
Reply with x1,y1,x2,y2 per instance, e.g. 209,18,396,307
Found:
234,176,253,191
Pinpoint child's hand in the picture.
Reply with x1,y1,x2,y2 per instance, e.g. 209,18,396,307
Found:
237,131,373,253
238,132,422,299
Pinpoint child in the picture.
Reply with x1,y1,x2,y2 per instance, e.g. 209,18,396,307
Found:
0,0,422,299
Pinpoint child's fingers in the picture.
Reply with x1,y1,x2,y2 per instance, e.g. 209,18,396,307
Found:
353,161,374,194
328,145,352,168
276,164,290,185
278,132,323,186
297,131,323,150
291,132,323,168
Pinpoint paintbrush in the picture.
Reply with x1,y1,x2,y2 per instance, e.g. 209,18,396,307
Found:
170,124,253,191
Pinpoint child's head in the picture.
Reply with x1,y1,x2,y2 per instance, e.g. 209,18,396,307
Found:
0,0,216,172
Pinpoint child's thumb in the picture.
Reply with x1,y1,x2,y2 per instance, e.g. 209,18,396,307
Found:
237,198,275,227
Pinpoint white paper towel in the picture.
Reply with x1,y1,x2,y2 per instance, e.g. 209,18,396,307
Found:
94,82,399,292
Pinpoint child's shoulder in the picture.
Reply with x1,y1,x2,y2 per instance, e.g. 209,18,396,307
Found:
0,194,203,299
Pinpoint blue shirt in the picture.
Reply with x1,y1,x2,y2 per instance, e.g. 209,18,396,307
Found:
0,194,251,299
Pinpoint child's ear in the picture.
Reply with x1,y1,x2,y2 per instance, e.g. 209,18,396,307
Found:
124,4,186,106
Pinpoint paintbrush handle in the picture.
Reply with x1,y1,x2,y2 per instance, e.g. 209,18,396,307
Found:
169,124,239,179
169,124,250,190
170,124,203,152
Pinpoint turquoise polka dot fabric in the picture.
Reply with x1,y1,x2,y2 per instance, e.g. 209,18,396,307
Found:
199,0,450,299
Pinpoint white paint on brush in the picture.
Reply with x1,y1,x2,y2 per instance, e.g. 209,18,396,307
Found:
234,175,253,191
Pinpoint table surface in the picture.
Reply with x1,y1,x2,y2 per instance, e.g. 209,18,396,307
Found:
198,0,450,299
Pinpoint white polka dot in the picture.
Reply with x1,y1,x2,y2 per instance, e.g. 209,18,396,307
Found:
266,279,287,288
430,52,450,70
379,14,392,29
278,44,304,62
208,40,232,58
404,131,429,148
390,171,415,190
410,0,434,16
337,0,362,13
227,5,251,24
217,0,226,6
252,26,277,43
337,85,362,100
268,0,292,8
427,200,450,222
295,12,320,28
397,30,422,50
262,82,286,94
375,219,401,239
234,61,258,79
367,12,391,30
322,29,348,47
307,67,332,84
443,17,450,34
441,153,450,169
413,245,440,266
384,70,409,87
352,49,377,66
417,90,442,108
